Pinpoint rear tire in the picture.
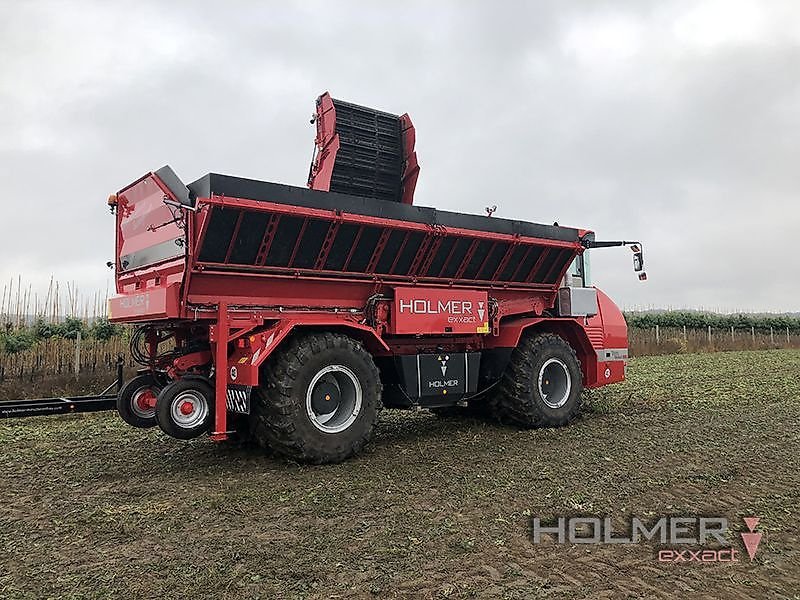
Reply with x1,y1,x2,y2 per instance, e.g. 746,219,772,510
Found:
250,333,382,464
155,379,215,440
117,374,162,429
495,333,582,428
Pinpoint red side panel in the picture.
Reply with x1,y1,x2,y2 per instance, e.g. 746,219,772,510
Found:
307,92,339,191
596,288,627,349
110,169,187,322
116,173,185,275
391,287,490,335
108,283,181,322
592,287,627,386
399,113,420,205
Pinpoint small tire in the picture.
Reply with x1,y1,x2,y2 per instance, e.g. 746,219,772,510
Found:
495,333,582,428
117,374,162,429
155,379,214,440
251,332,382,464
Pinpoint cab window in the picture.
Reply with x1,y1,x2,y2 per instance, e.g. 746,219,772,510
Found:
567,252,591,287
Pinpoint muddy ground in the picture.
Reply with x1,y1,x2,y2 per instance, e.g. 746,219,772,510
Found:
0,349,798,599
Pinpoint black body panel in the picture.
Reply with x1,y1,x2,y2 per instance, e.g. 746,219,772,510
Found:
396,352,480,403
187,173,580,243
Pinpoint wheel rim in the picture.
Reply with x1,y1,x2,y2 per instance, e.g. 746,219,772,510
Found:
305,365,362,434
131,387,158,419
538,358,571,409
169,390,209,429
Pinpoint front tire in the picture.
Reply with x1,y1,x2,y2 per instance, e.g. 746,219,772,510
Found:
495,333,582,428
250,333,382,464
117,374,162,429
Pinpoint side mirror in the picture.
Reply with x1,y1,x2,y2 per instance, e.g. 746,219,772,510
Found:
630,244,644,272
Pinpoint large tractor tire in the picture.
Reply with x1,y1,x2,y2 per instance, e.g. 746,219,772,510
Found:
117,373,163,429
250,332,382,464
495,333,582,428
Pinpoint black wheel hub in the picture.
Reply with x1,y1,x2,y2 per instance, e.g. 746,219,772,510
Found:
310,378,341,415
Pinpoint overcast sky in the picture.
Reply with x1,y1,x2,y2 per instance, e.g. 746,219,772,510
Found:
1,0,798,313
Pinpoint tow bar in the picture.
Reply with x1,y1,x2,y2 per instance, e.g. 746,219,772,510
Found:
0,357,124,419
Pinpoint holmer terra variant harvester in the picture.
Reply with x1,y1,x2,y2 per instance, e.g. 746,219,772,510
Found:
106,93,645,463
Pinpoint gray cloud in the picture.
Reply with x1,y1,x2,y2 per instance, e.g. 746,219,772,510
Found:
1,0,798,312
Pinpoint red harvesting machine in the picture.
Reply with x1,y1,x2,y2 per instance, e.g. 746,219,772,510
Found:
107,93,645,463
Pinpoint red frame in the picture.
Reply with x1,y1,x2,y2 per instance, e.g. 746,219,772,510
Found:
110,173,627,441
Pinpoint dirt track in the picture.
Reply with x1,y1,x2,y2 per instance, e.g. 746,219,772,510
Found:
1,350,798,599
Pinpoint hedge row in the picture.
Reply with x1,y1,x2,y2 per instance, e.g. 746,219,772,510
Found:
623,311,800,332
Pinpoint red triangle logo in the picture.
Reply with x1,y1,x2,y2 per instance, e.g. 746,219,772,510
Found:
741,532,762,560
743,517,760,532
